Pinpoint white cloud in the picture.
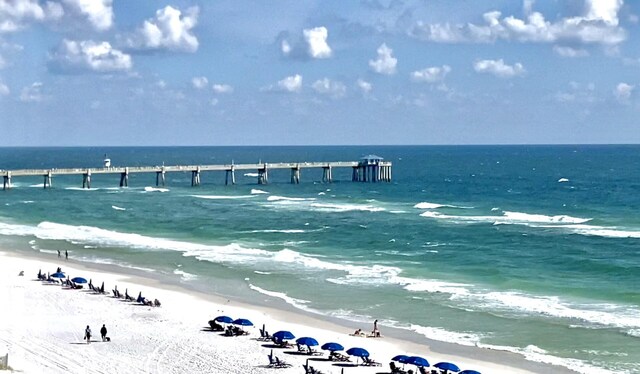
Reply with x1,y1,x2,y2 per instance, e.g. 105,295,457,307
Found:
614,82,634,102
281,40,291,55
0,82,9,96
212,84,233,94
191,76,208,89
129,6,199,52
311,78,346,98
303,26,332,59
0,0,63,33
411,65,451,83
553,45,589,57
473,59,525,78
276,74,302,92
554,81,596,103
357,79,372,93
369,43,397,75
61,0,113,31
19,81,43,102
49,39,132,73
410,0,626,45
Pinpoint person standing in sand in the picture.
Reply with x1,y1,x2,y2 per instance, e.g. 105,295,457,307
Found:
372,319,380,337
100,324,107,342
65,250,68,260
85,325,91,343
57,250,61,258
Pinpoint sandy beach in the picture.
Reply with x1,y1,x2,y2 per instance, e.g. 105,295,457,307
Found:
0,250,576,374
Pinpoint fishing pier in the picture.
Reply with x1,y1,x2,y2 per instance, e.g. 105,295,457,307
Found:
2,156,392,190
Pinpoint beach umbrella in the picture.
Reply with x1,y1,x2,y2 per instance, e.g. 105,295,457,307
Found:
346,347,369,358
71,277,87,284
232,318,253,326
296,337,319,347
321,342,344,352
273,330,295,341
459,370,481,374
51,272,65,278
214,316,234,324
435,362,461,372
406,356,430,367
392,355,410,364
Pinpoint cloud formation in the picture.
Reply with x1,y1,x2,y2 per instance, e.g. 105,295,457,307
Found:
49,39,132,73
191,76,208,89
357,79,372,93
553,45,589,58
614,82,634,102
411,65,451,83
311,78,346,98
128,6,199,52
473,59,525,78
19,81,44,102
369,43,397,75
303,27,332,59
410,0,626,45
212,84,233,94
0,0,63,33
61,0,113,31
276,74,302,92
0,82,9,96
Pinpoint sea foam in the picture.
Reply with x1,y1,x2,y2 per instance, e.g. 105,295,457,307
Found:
191,194,255,200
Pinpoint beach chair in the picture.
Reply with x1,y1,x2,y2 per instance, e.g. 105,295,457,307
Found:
418,367,428,374
154,299,161,307
267,354,277,368
275,356,291,368
390,362,406,374
362,357,382,366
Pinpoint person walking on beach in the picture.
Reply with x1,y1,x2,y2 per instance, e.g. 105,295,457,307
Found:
372,319,380,337
57,250,61,258
100,324,107,342
85,325,92,343
65,250,68,260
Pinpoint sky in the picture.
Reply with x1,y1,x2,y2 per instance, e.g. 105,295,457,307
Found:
0,0,639,146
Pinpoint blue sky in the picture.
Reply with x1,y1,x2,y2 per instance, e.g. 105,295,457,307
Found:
0,0,638,146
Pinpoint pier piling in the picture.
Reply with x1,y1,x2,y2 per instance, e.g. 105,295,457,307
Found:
225,166,235,185
258,164,269,185
156,167,166,187
82,170,91,189
43,170,52,189
322,166,333,183
191,166,201,186
2,172,11,190
290,165,300,184
119,167,129,187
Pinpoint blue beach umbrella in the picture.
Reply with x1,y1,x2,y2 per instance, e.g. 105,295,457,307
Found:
459,370,481,374
321,342,344,352
273,330,295,341
346,347,369,358
406,356,430,367
296,337,319,347
392,355,410,364
50,272,65,278
435,362,461,372
71,277,87,284
232,318,253,326
214,316,234,324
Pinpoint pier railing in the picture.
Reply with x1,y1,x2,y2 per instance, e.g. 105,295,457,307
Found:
2,161,392,189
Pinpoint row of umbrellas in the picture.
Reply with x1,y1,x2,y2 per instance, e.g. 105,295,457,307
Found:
392,354,480,374
210,317,481,373
49,271,88,285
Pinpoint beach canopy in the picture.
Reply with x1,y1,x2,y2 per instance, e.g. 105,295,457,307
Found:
435,362,461,372
295,337,319,347
391,355,410,364
459,370,481,374
321,342,344,352
71,277,87,284
273,330,295,341
406,356,430,367
346,347,369,358
50,272,65,278
214,316,233,324
232,318,253,326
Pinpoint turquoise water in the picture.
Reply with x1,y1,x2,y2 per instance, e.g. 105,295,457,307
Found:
1,146,639,373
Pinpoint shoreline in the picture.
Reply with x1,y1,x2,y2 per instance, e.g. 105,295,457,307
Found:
0,248,577,374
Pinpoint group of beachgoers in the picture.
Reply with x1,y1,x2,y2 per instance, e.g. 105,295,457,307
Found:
204,315,477,374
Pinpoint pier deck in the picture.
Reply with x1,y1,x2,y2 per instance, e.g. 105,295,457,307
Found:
2,160,392,189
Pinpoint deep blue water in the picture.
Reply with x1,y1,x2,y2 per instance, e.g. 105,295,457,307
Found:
1,146,639,373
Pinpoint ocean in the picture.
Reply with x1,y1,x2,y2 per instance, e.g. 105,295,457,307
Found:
0,145,638,374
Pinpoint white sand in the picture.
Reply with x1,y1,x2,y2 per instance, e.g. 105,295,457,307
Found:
0,251,572,374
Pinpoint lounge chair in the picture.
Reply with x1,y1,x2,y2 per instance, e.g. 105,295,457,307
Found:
275,357,291,368
208,320,224,331
418,367,429,374
390,362,407,374
362,357,382,366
